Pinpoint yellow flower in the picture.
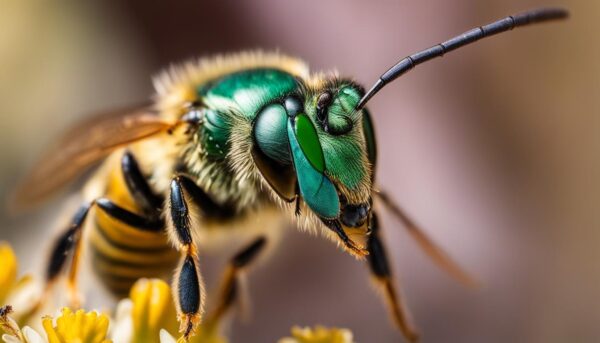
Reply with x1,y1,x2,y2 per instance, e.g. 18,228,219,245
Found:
115,279,226,343
0,244,18,305
278,326,355,343
0,243,40,332
2,307,110,343
0,242,355,343
129,279,178,342
42,308,110,343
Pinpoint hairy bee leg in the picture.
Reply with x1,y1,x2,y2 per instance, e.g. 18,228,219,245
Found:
121,151,164,217
44,203,92,308
45,190,164,308
375,190,477,287
176,174,236,220
209,237,267,325
367,213,419,343
95,198,163,231
168,176,205,340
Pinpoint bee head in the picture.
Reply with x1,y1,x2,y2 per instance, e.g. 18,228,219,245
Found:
305,81,377,254
253,80,377,255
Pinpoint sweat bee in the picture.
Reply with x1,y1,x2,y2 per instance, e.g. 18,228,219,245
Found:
12,8,567,342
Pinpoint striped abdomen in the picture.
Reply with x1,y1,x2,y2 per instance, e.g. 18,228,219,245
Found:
89,153,178,296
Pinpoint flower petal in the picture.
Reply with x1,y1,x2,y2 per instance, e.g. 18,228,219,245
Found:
1,334,21,343
5,276,41,319
130,279,178,342
22,326,45,343
114,300,132,323
159,329,176,343
111,300,133,343
42,316,61,343
43,308,111,343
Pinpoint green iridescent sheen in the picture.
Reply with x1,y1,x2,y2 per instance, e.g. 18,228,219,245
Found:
199,109,229,159
326,85,362,134
320,133,365,191
294,114,325,173
288,119,340,219
254,104,291,164
304,89,367,191
200,68,299,120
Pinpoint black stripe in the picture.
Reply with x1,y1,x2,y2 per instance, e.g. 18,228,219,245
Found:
91,246,177,270
94,220,172,253
94,267,142,283
93,259,169,281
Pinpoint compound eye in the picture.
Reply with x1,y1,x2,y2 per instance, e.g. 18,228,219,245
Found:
316,91,332,124
254,104,292,164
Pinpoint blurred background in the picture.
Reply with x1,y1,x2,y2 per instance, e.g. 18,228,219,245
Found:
0,0,597,342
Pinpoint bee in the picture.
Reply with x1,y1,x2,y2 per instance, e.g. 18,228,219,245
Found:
12,8,567,342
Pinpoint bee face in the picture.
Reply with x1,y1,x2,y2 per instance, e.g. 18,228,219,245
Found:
302,81,374,237
253,79,376,251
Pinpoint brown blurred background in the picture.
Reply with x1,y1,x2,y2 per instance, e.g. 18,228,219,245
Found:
0,0,598,342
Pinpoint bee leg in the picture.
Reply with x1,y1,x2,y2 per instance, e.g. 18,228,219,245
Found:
367,212,420,342
42,150,166,310
168,176,206,340
95,198,163,231
375,190,477,287
54,198,163,308
121,151,164,218
209,237,267,326
44,203,93,308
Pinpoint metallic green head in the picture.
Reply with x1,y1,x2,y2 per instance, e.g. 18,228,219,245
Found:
195,67,377,253
252,77,377,253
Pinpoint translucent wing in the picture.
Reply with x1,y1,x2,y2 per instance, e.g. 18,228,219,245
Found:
11,106,175,211
376,190,479,288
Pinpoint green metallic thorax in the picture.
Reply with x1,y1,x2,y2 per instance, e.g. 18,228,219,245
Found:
197,68,300,159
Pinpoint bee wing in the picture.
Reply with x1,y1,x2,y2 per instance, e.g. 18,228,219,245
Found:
11,106,175,211
375,190,479,288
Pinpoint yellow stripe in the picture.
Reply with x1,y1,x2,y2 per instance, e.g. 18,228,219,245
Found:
93,256,173,280
95,211,170,249
95,161,169,248
105,158,139,212
90,225,178,265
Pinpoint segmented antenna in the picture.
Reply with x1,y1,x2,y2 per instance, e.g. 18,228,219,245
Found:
356,7,569,110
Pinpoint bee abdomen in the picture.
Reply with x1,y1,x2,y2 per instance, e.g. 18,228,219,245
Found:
89,217,178,295
88,153,178,296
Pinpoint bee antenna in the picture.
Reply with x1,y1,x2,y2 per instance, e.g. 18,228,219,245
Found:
355,7,569,110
